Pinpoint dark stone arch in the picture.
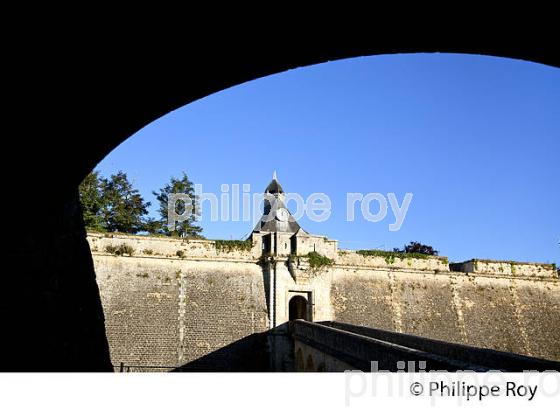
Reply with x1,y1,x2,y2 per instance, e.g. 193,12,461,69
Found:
6,28,560,370
289,295,309,321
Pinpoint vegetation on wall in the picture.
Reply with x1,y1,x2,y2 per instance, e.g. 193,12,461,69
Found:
304,251,334,270
392,241,439,256
357,249,429,259
356,241,446,265
471,259,555,269
105,243,135,256
215,239,253,253
356,249,447,265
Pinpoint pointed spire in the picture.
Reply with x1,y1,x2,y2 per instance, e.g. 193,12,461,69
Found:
254,171,301,234
265,171,284,195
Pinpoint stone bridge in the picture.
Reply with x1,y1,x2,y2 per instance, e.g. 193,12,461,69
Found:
288,320,560,372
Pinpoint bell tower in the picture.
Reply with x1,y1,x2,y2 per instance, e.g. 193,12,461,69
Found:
253,171,301,235
253,171,305,257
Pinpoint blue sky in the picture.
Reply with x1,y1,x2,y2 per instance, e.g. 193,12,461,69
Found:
97,53,560,264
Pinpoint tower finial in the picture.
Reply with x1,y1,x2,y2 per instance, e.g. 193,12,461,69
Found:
273,170,277,180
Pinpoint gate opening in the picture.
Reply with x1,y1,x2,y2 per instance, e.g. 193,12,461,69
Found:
289,295,309,321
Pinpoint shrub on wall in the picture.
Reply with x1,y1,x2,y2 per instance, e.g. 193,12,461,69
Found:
105,243,135,256
215,239,253,253
356,249,436,265
306,251,334,269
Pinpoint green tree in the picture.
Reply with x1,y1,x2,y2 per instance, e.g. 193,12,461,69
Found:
142,217,162,235
394,241,439,256
152,172,203,238
101,171,150,233
78,171,106,231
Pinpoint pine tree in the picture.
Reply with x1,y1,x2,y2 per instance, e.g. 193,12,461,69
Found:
101,171,150,234
78,171,106,231
152,172,203,238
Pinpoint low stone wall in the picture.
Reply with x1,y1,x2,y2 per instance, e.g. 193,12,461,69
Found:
451,259,557,279
292,321,560,371
87,232,259,261
336,250,449,272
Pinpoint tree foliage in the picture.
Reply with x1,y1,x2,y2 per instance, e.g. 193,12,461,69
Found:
78,171,105,231
79,170,152,234
393,241,439,256
152,172,203,238
100,171,150,234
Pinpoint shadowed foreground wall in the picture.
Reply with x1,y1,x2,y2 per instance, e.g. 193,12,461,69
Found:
3,196,112,371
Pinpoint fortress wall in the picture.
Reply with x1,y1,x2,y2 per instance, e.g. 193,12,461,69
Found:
88,232,259,261
393,272,463,343
336,250,449,271
295,236,338,259
90,233,560,366
452,259,557,279
514,279,560,360
93,252,268,370
94,254,180,369
330,268,396,332
331,267,560,361
453,275,525,354
177,260,269,369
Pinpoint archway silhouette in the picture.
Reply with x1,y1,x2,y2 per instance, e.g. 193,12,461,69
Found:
7,32,560,371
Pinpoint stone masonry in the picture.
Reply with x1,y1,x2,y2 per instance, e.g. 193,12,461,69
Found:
91,175,560,370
